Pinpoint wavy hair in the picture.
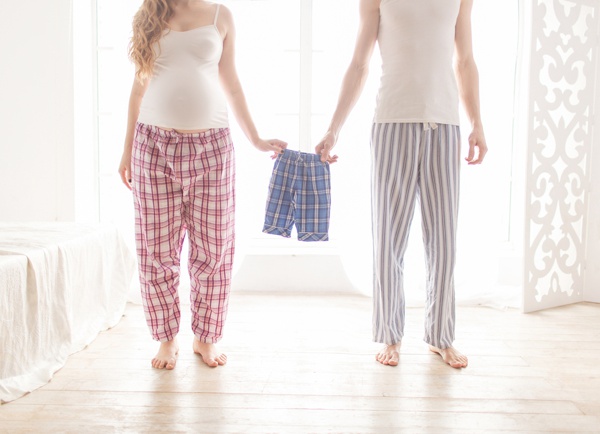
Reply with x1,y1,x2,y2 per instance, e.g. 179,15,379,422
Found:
128,0,174,82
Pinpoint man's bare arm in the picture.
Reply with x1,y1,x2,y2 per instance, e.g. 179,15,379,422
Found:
455,0,487,164
316,0,380,162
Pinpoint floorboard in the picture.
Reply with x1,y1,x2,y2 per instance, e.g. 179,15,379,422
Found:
1,292,600,433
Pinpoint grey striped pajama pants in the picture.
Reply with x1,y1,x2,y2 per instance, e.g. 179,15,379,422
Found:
371,122,460,349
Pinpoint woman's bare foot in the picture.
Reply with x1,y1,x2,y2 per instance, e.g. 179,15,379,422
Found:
152,339,179,370
376,343,401,366
429,345,468,368
193,338,227,367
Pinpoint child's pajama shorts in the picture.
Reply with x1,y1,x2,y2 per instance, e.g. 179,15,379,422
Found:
262,149,331,242
131,122,235,344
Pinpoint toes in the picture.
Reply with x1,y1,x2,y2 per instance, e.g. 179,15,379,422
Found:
376,353,398,366
386,353,399,366
448,356,467,369
217,354,227,365
431,347,468,368
152,356,177,369
203,356,219,367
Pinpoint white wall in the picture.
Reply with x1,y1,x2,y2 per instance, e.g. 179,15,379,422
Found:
0,0,95,222
73,0,99,222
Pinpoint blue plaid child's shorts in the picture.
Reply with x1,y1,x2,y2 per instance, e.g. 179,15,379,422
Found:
263,149,331,241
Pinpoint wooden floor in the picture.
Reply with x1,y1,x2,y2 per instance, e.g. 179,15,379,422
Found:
1,292,600,433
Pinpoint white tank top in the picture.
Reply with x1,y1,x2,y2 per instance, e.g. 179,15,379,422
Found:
374,0,461,126
138,4,228,130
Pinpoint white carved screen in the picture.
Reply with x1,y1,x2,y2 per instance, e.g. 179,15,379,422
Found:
524,0,600,312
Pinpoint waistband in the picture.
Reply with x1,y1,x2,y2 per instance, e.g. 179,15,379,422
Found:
372,121,458,131
136,122,230,142
279,149,326,165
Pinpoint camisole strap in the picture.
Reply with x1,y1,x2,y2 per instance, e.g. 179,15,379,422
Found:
214,4,221,26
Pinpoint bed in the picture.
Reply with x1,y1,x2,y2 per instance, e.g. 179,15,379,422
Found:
0,223,136,403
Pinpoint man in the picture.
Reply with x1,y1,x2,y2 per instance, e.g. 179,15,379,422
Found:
316,0,487,368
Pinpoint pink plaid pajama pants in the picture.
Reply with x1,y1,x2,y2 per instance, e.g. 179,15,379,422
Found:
131,122,235,343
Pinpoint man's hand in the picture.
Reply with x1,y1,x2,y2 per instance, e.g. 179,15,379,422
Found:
465,126,487,165
315,131,339,164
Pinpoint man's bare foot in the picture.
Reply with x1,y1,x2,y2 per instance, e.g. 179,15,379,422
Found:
193,338,227,367
376,343,401,366
429,345,468,368
152,339,179,370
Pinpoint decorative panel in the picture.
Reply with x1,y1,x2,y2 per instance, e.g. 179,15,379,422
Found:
524,0,599,312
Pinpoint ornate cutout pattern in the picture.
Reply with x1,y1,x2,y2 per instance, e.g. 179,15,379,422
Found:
525,0,598,310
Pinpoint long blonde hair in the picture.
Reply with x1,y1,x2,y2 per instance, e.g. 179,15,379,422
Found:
128,0,174,82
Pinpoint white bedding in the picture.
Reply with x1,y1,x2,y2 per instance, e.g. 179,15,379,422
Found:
0,223,136,403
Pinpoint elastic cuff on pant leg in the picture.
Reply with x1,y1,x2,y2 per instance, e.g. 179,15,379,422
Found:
262,225,291,238
150,322,179,342
372,333,404,346
424,337,453,349
297,232,329,242
154,332,177,343
193,333,221,344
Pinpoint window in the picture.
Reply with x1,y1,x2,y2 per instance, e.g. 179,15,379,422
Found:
95,1,520,303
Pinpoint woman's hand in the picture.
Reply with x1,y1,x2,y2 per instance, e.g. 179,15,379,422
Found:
254,138,288,159
118,151,133,190
315,130,339,164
